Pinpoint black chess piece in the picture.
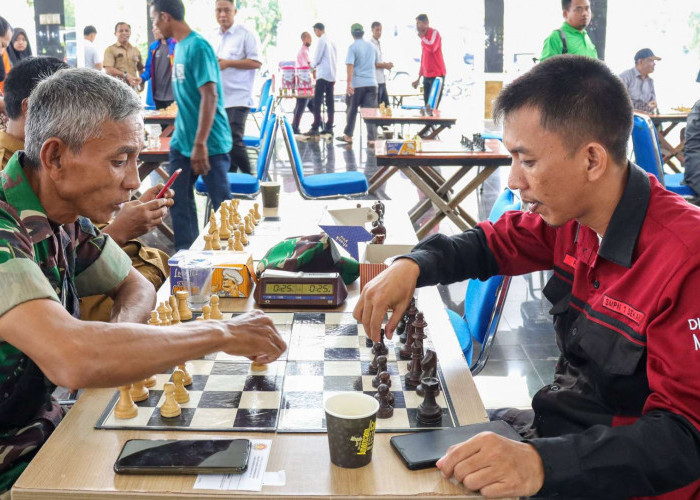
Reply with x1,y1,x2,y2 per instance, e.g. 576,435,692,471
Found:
396,314,407,339
413,312,428,344
416,377,442,424
405,339,423,388
373,370,391,392
399,298,417,344
368,348,382,375
365,335,374,347
372,330,389,357
372,356,388,387
416,349,438,397
399,307,419,360
375,383,394,418
472,132,485,152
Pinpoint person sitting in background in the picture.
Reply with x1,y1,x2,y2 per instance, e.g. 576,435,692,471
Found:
6,28,31,66
141,26,176,111
683,99,700,202
82,25,103,70
619,48,661,113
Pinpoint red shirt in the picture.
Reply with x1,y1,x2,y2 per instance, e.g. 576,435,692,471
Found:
419,27,446,78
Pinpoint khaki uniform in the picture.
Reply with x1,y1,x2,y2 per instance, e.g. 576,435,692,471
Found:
103,42,143,79
0,131,24,170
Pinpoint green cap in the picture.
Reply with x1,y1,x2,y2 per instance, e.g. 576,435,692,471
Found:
350,23,363,34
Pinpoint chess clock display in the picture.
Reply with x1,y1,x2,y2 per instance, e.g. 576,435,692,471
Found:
254,270,348,307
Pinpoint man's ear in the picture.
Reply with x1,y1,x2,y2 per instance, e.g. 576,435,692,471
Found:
40,138,69,181
584,142,609,182
21,98,29,116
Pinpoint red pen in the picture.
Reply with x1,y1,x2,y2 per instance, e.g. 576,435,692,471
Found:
156,169,182,199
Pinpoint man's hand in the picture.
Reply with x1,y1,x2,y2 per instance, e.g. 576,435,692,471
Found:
218,58,229,71
126,74,141,88
222,310,287,363
353,258,419,342
412,78,420,89
347,83,355,96
436,432,545,498
386,62,394,70
103,185,174,245
648,100,658,110
191,143,210,175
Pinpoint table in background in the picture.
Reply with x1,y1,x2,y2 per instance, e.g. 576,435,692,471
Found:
13,200,493,500
374,140,512,239
648,112,689,172
144,110,176,138
361,108,457,140
137,137,173,241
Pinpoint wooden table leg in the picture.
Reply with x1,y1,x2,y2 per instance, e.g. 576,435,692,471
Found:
368,166,399,193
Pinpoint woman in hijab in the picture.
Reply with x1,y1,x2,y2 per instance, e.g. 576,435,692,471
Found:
0,16,13,127
7,28,31,66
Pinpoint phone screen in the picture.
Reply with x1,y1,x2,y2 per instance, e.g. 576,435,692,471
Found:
114,439,251,474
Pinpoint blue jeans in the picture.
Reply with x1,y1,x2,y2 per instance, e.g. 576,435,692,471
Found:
169,148,232,250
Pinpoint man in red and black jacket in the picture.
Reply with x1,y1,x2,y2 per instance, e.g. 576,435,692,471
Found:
412,13,446,108
356,55,700,499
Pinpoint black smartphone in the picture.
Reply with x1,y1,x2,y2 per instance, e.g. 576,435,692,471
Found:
114,439,251,475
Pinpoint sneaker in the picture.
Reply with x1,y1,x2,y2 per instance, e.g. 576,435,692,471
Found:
336,135,353,143
292,127,301,135
303,128,320,136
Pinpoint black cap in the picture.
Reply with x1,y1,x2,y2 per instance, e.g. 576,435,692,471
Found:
313,22,325,31
634,48,661,62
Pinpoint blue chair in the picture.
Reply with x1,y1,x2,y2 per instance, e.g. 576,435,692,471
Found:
402,76,443,111
196,113,278,221
280,116,369,199
243,94,274,148
632,113,695,197
446,188,521,375
250,78,272,129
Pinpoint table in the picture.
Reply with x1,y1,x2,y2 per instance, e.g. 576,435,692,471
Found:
144,110,176,137
13,200,493,499
360,108,457,140
648,112,689,172
389,91,424,108
374,140,512,239
137,137,174,241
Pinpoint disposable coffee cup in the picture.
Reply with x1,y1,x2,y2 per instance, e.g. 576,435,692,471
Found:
324,392,379,468
260,181,280,209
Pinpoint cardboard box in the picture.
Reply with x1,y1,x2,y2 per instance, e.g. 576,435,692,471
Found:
358,243,415,289
169,250,257,298
385,140,416,156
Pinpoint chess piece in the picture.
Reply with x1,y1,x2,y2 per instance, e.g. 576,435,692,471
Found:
157,302,170,326
399,298,417,344
130,380,149,402
144,375,157,388
399,316,418,360
219,212,231,240
368,349,382,375
372,330,389,356
253,202,262,222
208,209,218,233
416,377,442,424
472,133,485,152
114,385,138,419
147,310,160,325
233,230,244,250
244,215,253,235
209,295,223,320
201,304,211,320
396,314,407,339
413,312,428,344
405,339,423,388
228,236,235,251
371,234,386,244
169,295,180,324
164,300,174,324
211,229,221,250
374,383,394,418
249,208,259,225
372,356,388,388
251,361,267,371
416,349,438,397
176,290,193,321
203,234,213,250
172,368,190,404
238,224,248,245
177,363,192,385
160,382,181,418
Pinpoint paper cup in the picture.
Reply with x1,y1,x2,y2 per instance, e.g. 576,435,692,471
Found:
324,392,379,468
260,181,280,209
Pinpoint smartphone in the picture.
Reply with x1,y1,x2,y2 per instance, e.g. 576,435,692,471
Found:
155,168,182,199
114,438,251,475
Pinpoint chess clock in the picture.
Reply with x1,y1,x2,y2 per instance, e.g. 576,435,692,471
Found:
254,270,348,307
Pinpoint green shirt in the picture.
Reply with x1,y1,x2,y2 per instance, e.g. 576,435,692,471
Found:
171,31,232,157
0,152,131,490
540,22,598,61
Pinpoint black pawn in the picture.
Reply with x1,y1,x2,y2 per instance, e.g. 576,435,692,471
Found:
405,339,423,388
396,315,407,339
375,383,394,419
399,298,417,344
371,357,388,387
416,349,438,397
416,377,442,425
372,330,389,357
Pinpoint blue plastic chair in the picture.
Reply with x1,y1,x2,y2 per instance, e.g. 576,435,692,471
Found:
632,113,695,197
196,113,278,221
280,116,369,199
402,76,443,110
250,78,272,128
446,188,521,375
243,94,274,148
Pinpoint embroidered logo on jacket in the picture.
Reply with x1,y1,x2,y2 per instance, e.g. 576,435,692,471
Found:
602,295,645,325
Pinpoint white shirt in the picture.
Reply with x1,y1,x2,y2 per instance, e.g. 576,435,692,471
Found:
370,36,385,84
83,39,102,69
213,24,262,108
311,33,337,82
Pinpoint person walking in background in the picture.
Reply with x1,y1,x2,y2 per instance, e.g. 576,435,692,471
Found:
412,14,445,107
337,23,377,146
103,22,143,90
540,0,597,61
291,31,314,135
213,0,262,174
6,28,32,66
82,25,103,70
150,0,233,251
370,21,393,108
305,22,337,137
141,26,176,110
619,48,661,113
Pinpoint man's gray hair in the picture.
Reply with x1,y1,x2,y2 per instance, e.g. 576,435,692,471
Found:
25,68,142,167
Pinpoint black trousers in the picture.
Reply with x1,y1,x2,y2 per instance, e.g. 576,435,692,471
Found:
154,98,174,110
311,78,335,132
225,106,252,174
292,98,313,132
344,86,378,140
423,76,444,108
377,82,389,107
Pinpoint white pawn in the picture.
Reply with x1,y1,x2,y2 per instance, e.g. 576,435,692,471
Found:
169,295,181,324
238,225,248,245
177,363,193,386
212,229,221,250
147,311,160,325
160,382,181,418
172,368,190,404
114,384,138,419
210,295,223,320
130,380,149,402
233,230,244,251
253,202,262,222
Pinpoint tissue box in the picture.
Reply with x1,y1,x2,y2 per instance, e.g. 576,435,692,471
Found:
169,250,257,298
358,243,415,289
385,140,416,155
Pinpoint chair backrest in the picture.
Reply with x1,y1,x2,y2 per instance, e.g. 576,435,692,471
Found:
427,76,443,109
255,78,272,111
631,113,665,184
255,112,277,181
258,94,274,138
280,115,308,193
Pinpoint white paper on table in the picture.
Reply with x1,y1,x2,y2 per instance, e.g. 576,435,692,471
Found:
193,439,275,491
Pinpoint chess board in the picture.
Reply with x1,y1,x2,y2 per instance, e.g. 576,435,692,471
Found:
95,312,459,433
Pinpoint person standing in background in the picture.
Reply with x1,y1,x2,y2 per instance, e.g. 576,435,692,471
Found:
6,28,32,66
540,0,597,61
213,0,262,174
82,25,103,70
370,21,393,108
305,22,337,137
103,22,143,90
291,31,314,135
141,26,176,110
412,14,446,107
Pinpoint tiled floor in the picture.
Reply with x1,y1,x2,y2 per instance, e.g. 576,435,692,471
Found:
139,99,559,413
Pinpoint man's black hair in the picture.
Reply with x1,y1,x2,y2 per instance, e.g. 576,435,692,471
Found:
4,57,69,120
313,22,325,31
84,25,97,37
416,14,429,23
114,22,131,32
0,16,11,38
562,0,572,9
150,0,186,22
371,21,381,29
493,55,633,165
